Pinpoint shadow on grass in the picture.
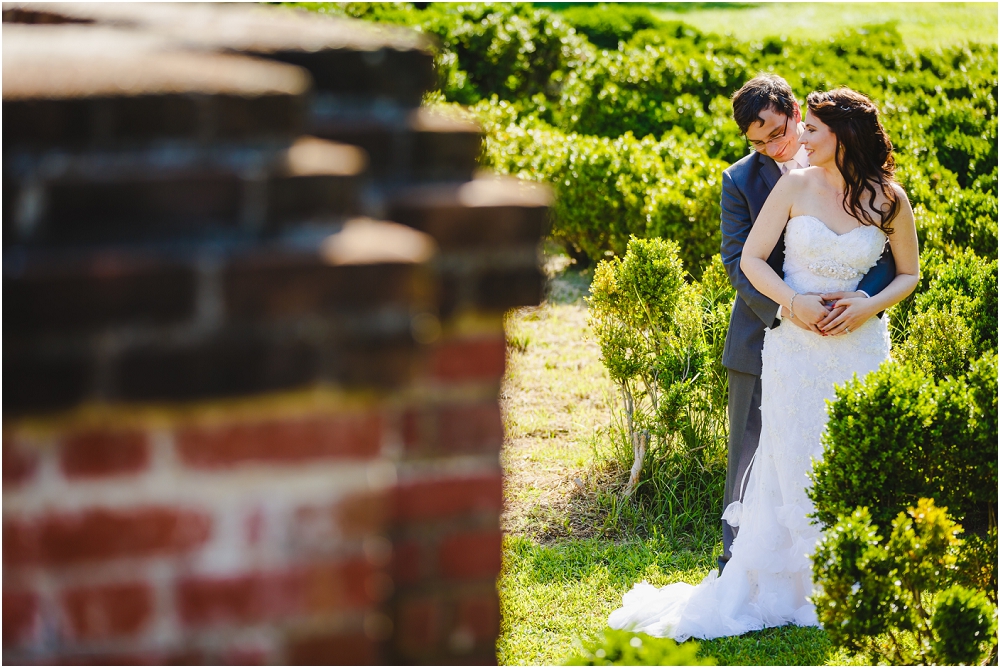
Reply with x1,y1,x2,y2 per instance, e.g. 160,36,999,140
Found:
701,625,834,666
546,265,594,305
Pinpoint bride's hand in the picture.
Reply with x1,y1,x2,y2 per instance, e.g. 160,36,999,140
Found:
793,294,830,329
820,295,877,336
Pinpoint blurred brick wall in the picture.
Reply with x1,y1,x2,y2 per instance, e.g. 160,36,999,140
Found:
2,4,550,664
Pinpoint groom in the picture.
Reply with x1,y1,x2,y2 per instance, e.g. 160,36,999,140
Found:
717,74,896,572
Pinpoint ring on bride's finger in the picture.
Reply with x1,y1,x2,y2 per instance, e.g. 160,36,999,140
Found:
845,326,851,333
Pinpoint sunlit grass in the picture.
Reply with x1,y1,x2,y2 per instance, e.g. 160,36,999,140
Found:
650,2,998,49
499,534,851,666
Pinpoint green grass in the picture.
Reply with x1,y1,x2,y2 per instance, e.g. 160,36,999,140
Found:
649,2,998,49
499,534,852,666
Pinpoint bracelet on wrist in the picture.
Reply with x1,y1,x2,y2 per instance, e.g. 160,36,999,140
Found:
788,293,798,320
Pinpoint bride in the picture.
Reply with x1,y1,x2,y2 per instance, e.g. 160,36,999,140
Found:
608,88,920,641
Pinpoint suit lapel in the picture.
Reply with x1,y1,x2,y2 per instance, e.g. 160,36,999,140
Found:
759,154,781,192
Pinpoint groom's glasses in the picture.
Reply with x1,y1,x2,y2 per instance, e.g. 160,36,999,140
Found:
745,116,791,152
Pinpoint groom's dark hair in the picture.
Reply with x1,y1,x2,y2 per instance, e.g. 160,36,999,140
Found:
731,74,797,134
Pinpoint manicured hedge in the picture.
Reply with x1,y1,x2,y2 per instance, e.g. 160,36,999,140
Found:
306,3,997,276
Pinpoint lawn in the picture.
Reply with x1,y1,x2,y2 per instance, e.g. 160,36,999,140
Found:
650,2,998,50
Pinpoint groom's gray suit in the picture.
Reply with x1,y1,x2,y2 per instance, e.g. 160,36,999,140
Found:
717,149,896,571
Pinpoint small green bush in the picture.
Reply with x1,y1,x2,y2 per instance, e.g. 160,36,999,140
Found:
587,237,727,538
588,236,705,451
564,628,714,666
694,254,735,418
889,249,996,379
893,306,975,380
810,353,998,536
931,585,998,665
813,499,997,665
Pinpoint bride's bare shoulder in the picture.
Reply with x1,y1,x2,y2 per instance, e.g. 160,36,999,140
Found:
889,181,910,201
778,166,822,194
785,166,822,185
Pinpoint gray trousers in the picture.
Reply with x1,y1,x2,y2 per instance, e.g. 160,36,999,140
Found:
719,368,762,572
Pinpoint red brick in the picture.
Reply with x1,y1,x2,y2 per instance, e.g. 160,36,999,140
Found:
391,540,422,587
285,631,377,665
61,582,153,640
303,559,373,613
291,495,389,552
177,413,382,469
2,437,39,487
437,531,502,581
334,491,391,536
429,337,506,382
401,410,421,449
394,472,502,522
3,590,38,647
177,559,372,627
437,403,504,453
454,591,500,643
395,596,441,656
4,507,211,566
176,571,302,627
404,402,504,454
52,651,161,665
60,430,149,478
224,646,270,665
49,649,201,665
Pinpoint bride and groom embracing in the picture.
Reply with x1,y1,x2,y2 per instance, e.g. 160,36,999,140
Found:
609,75,921,641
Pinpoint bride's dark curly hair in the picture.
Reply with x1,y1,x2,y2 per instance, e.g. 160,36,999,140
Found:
806,88,899,234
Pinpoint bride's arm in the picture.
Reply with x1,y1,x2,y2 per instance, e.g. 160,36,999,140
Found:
821,186,920,335
740,176,831,326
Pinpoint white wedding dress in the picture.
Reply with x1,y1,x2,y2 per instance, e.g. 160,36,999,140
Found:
608,215,892,641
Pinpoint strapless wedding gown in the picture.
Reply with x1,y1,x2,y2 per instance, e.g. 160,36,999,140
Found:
608,216,891,641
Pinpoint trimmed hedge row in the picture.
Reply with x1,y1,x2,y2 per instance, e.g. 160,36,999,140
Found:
304,3,997,275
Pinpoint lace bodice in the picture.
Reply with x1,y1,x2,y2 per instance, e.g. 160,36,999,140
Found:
783,215,887,294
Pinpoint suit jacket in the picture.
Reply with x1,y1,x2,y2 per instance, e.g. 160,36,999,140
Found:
720,151,897,376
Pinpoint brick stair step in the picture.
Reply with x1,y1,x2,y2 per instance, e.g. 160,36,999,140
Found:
387,177,551,315
225,218,436,323
267,137,368,229
408,109,484,182
2,23,311,150
3,219,438,414
387,176,552,249
4,137,368,246
3,250,197,335
311,108,483,181
4,3,436,106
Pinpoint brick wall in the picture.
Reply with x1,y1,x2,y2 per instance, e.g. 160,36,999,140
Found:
2,4,550,664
